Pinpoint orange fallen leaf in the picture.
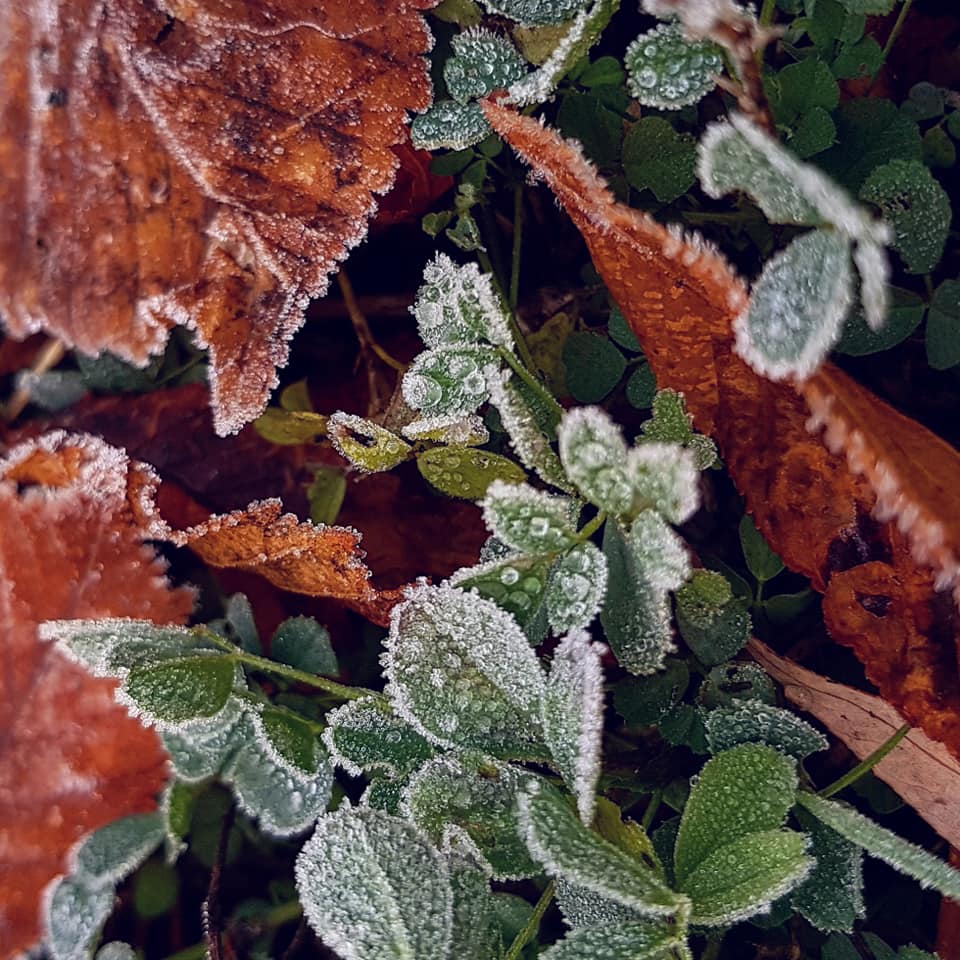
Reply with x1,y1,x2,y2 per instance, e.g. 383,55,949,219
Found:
0,431,193,960
0,0,435,435
483,101,960,760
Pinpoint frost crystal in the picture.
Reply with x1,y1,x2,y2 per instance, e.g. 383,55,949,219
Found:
628,444,699,525
161,695,246,783
412,100,490,151
546,542,608,633
638,390,718,470
554,878,645,929
383,585,548,756
450,552,552,627
540,918,689,960
704,702,829,760
402,754,539,879
557,407,633,515
295,805,454,960
402,413,490,446
73,813,164,887
541,631,607,822
412,253,513,350
481,480,578,553
323,697,436,778
402,345,496,419
444,29,527,104
44,877,115,960
327,413,412,474
625,22,723,110
735,228,854,382
480,0,591,25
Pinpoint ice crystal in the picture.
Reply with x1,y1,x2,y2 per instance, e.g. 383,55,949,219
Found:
557,406,633,515
628,445,699,525
444,29,528,104
447,857,501,960
402,754,539,879
295,805,454,960
327,413,412,474
554,878,644,928
540,918,689,960
411,253,513,350
95,943,136,960
323,697,436,778
481,480,578,553
704,702,829,761
625,22,723,110
402,413,490,446
383,585,548,756
161,695,246,783
541,631,607,822
73,813,164,887
450,552,553,628
480,0,591,25
412,101,491,151
403,345,496,419
546,542,608,633
44,877,115,960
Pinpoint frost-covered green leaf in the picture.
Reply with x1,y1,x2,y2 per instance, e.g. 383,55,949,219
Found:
44,877,115,960
418,445,527,500
412,100,490,151
295,805,454,960
546,542,608,633
541,631,606,822
681,829,812,926
451,552,552,627
562,332,626,403
480,0,589,22
362,777,407,816
614,658,689,726
118,655,236,731
622,117,697,203
628,445,699,525
638,390,717,470
251,707,320,774
703,702,829,760
448,857,501,960
323,697,436,778
412,253,512,349
675,570,751,667
554,878,645,928
161,696,245,783
860,159,951,274
698,662,776,709
224,735,333,838
797,792,960,900
625,21,723,110
926,279,960,371
444,28,527,103
627,363,658,409
558,407,633,515
384,585,548,756
402,345,495,419
327,413,412,474
15,369,87,411
481,480,578,553
628,509,690,592
541,918,689,960
734,228,854,381
791,810,865,933
674,744,799,885
402,755,539,878
223,593,259,653
270,617,338,676
95,943,136,960
403,413,490,446
160,779,197,863
739,515,785,583
73,814,164,887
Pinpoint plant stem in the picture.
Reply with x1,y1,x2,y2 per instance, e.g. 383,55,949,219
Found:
818,724,911,799
497,346,554,407
577,511,607,542
641,789,662,833
504,881,556,960
882,0,913,60
509,183,524,312
162,901,303,960
758,0,776,27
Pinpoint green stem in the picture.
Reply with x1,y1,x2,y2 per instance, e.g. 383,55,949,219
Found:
818,724,911,799
497,346,555,408
161,901,302,960
758,0,776,26
641,789,662,833
882,0,913,60
504,881,556,960
577,511,607,543
199,629,379,704
509,183,524,312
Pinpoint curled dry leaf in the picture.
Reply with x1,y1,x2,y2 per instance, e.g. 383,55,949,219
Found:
0,0,435,436
483,101,960,760
749,639,960,850
0,432,193,960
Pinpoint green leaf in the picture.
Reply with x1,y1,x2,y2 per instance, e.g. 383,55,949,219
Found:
626,363,658,409
735,228,854,381
161,697,246,783
836,286,925,356
540,919,689,960
541,631,607,822
557,406,633,514
562,332,627,403
926,279,960,370
448,858,501,960
739,515,785,583
254,407,327,445
132,861,178,918
639,390,718,470
160,779,197,863
417,445,527,500
676,570,751,667
613,659,690,726
860,159,951,274
517,780,687,917
796,792,960,900
402,755,539,878
323,697,437,778
481,480,578,553
327,413,412,473
444,29,527,103
790,107,837,159
554,878,645,928
674,744,799,885
835,0,895,12
411,100,490,151
703,702,829,760
480,0,591,25
363,777,407,815
384,585,548,756
681,829,812,926
901,82,946,123
558,92,623,167
253,707,319,774
119,656,236,730
831,37,883,80
623,117,697,203
769,57,839,125
44,877,115,960
608,305,641,352
307,466,347,526
75,814,164,887
223,593,259,654
295,806,454,960
403,345,496,418
698,662,776,709
270,617,338,676
624,21,723,110
659,703,709,754
822,933,865,960
579,55,625,87
545,541,608,633
450,552,553,627
923,126,956,168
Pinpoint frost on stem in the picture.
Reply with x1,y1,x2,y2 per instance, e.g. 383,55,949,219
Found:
546,542,608,633
327,413,412,474
481,479,578,554
444,29,527,104
402,345,496,419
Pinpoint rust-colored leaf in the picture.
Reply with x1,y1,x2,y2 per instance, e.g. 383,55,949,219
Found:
483,101,960,760
0,1,435,435
0,432,193,960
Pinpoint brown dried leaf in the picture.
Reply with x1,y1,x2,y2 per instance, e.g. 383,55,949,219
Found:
483,102,960,759
0,432,193,960
749,639,960,849
0,1,435,435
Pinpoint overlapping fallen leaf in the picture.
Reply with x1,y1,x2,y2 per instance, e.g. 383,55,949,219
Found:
0,0,436,435
0,432,193,960
483,101,960,760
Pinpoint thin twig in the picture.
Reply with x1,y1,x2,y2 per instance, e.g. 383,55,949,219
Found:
504,881,556,960
3,338,66,422
818,724,911,799
202,805,236,960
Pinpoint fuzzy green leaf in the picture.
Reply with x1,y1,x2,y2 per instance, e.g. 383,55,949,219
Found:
403,345,496,419
450,552,552,627
253,707,320,774
481,480,578,553
676,570,751,667
74,814,164,887
541,919,689,960
160,697,246,783
45,877,115,960
545,542,608,633
558,406,633,514
698,662,776,709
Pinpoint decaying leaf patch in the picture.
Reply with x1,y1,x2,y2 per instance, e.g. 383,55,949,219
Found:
483,101,960,760
0,0,436,435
